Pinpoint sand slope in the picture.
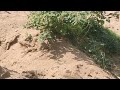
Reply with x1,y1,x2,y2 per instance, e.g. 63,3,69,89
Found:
0,11,115,79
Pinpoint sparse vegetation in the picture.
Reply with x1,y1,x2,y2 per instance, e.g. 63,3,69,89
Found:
25,11,120,71
25,33,33,43
1,11,119,79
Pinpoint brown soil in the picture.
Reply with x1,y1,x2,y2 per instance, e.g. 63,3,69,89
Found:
0,11,115,79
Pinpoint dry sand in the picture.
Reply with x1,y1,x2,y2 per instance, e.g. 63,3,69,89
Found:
0,11,116,79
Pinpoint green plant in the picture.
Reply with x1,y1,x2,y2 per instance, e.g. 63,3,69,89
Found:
26,11,103,43
25,11,120,71
25,33,33,42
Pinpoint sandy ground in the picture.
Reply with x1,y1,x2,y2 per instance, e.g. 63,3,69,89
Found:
104,11,120,36
0,11,115,79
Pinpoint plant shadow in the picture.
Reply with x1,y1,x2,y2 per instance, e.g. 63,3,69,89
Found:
45,38,91,62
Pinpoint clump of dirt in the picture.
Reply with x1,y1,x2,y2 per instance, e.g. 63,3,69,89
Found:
0,11,116,79
0,66,10,79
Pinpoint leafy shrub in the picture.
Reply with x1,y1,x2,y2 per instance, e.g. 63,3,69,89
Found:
25,11,120,70
26,11,106,42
